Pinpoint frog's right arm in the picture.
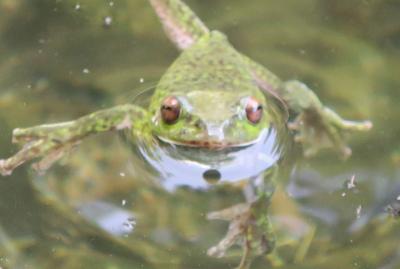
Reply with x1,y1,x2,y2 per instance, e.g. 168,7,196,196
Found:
244,56,372,158
0,105,147,176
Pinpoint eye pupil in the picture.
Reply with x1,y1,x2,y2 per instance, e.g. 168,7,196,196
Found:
161,96,180,124
246,97,263,124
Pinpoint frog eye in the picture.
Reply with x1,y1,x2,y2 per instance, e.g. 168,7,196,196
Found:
161,96,181,124
245,97,263,124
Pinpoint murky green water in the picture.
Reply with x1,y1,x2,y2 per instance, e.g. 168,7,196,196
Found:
0,0,399,268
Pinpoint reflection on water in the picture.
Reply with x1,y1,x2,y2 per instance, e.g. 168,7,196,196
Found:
78,201,136,236
136,127,283,191
0,0,399,268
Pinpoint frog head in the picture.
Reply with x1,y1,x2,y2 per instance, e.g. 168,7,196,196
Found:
149,89,272,149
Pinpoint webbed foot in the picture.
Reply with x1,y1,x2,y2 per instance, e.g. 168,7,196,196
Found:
0,123,81,176
207,203,275,269
288,107,372,158
283,81,372,158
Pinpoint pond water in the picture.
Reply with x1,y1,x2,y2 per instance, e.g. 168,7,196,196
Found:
0,0,399,268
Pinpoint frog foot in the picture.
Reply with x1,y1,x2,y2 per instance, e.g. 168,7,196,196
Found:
207,203,274,269
0,126,80,176
288,107,372,158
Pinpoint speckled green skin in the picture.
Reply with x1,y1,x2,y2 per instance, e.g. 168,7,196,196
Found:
0,0,372,268
150,31,277,147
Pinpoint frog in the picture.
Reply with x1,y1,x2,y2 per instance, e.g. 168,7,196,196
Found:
0,0,372,268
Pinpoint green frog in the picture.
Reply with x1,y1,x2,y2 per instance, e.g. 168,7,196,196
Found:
0,0,372,268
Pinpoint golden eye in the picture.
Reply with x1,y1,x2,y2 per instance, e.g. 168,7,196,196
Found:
161,96,181,124
245,97,263,124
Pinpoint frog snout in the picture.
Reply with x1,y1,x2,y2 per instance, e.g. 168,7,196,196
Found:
205,124,225,141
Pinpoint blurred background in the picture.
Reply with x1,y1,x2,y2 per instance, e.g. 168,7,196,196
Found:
0,0,399,268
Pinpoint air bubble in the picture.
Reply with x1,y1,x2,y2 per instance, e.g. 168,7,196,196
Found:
104,16,112,27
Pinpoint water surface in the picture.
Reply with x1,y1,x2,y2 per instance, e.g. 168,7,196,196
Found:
0,0,399,268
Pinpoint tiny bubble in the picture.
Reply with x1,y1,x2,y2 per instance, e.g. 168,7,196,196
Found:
109,1,114,6
38,49,43,54
104,16,112,26
82,68,90,74
119,172,125,177
75,4,81,10
139,78,144,83
27,84,32,89
122,199,126,206
397,195,400,201
341,192,346,197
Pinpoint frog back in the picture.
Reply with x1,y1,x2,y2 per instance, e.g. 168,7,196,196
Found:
152,31,261,99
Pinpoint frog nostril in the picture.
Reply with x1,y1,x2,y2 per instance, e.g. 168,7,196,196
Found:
203,169,221,184
194,120,203,129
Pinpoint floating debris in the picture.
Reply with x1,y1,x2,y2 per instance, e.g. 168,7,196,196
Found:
386,202,400,218
356,205,362,219
78,201,136,236
346,174,357,190
122,217,136,235
341,174,358,197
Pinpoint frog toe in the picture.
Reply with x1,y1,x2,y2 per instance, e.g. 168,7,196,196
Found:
207,203,251,258
207,203,275,268
207,203,250,221
30,142,77,175
0,160,12,176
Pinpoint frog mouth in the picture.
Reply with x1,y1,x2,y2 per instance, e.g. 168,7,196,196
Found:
156,136,256,149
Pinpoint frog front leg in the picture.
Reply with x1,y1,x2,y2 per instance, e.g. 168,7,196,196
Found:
245,57,372,158
0,105,147,176
280,80,372,157
207,168,278,269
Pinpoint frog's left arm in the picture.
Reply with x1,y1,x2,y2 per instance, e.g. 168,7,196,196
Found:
244,57,372,157
0,105,147,176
